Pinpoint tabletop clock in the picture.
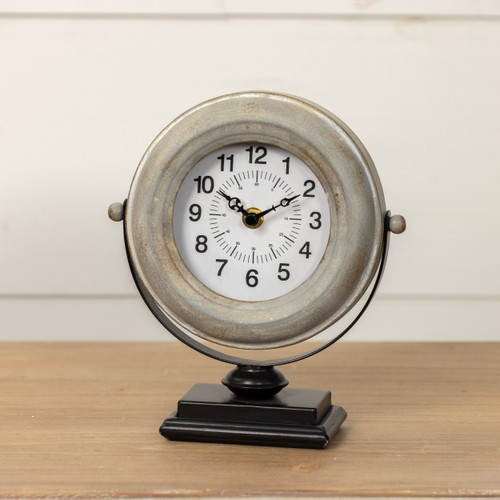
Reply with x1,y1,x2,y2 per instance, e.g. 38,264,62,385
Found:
109,91,406,448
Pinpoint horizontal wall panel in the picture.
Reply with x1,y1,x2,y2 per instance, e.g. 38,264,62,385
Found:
1,1,499,17
0,297,498,341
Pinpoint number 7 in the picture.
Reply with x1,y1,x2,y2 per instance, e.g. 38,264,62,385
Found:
216,259,228,276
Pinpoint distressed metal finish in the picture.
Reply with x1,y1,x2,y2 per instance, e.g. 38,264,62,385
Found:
125,92,386,349
389,214,407,234
108,202,124,222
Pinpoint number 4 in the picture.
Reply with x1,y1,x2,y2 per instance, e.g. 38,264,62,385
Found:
299,242,311,259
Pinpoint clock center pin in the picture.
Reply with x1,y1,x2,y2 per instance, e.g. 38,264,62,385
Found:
243,207,264,229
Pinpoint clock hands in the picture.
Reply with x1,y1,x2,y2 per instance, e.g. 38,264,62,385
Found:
244,194,300,227
217,189,250,217
254,194,300,220
217,189,300,228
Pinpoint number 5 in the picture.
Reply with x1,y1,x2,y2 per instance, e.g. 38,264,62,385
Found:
277,263,290,281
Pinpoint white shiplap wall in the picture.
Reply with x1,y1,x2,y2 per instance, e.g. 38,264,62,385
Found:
1,1,499,341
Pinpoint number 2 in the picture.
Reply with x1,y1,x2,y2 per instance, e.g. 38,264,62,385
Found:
303,180,315,197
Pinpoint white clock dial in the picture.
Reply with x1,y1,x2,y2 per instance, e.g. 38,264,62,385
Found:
173,143,330,301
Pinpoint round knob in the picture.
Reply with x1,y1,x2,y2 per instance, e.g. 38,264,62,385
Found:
389,214,406,234
108,202,124,222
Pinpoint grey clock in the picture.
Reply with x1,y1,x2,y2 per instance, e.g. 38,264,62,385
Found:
109,91,406,448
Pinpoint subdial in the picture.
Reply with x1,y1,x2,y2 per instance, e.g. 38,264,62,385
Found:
208,170,302,263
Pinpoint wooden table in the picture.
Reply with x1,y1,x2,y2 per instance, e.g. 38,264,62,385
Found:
1,342,499,498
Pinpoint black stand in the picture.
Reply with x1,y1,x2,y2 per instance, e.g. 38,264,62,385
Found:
160,366,347,449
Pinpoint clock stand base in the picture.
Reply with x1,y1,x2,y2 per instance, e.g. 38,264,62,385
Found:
159,382,347,449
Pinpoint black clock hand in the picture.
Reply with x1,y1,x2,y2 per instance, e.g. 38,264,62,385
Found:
217,189,250,216
278,194,300,208
249,194,300,222
243,194,300,227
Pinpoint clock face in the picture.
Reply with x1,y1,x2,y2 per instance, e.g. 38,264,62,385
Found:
173,143,330,301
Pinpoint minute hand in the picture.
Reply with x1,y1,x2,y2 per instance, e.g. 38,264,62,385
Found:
253,194,300,221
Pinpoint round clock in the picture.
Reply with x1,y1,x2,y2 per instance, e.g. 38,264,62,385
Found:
110,92,404,361
109,91,406,448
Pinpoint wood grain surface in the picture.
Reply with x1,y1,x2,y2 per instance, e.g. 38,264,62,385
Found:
0,342,499,498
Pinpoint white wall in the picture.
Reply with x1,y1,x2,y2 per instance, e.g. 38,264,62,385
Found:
1,1,499,341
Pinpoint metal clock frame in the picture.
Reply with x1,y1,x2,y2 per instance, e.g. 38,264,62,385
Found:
124,91,386,354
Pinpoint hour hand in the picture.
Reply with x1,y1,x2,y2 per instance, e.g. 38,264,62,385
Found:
217,189,249,216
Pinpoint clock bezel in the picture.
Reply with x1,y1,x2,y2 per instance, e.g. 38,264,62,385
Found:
125,91,386,350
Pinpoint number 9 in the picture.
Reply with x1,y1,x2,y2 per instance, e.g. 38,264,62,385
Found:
189,204,202,222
